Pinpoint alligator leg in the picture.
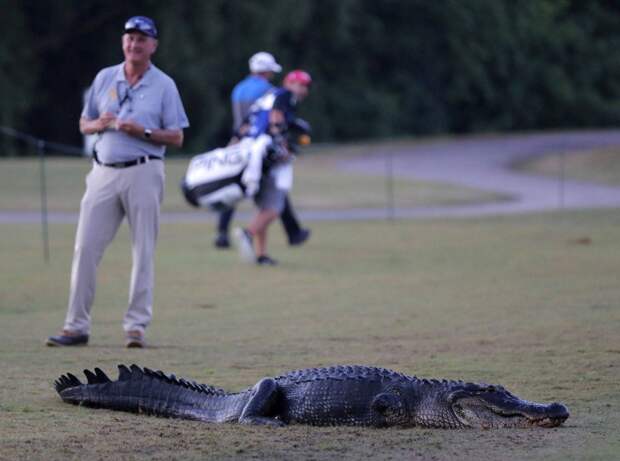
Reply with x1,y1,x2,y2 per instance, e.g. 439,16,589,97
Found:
371,391,407,427
239,377,284,427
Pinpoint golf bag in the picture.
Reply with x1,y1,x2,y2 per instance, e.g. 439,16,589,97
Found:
181,135,271,211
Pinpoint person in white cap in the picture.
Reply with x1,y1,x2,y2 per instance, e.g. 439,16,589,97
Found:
213,52,310,249
230,52,282,132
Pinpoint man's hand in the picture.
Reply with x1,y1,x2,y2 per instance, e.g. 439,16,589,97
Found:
270,134,291,162
97,112,117,131
80,112,117,135
115,118,144,137
244,180,259,197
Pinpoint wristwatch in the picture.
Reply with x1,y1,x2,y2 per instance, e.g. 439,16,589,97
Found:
144,128,153,139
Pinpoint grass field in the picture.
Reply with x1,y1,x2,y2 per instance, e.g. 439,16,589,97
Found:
516,146,620,186
0,142,504,213
1,146,619,460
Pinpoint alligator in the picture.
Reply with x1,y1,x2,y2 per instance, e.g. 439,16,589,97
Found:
54,364,569,429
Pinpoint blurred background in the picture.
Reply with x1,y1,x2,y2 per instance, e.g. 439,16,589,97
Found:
2,0,620,154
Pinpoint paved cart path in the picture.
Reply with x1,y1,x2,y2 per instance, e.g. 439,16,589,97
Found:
338,130,620,218
2,130,620,223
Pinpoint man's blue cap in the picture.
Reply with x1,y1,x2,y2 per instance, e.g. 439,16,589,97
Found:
124,16,158,38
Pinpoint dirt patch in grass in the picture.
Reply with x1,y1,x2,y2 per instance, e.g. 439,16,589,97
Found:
515,147,620,186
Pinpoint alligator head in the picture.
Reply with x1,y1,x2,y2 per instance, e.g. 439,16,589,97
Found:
445,383,569,429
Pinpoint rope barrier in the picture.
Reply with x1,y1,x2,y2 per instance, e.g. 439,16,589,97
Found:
0,125,84,156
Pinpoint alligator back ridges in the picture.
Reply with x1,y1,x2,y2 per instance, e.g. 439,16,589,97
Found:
55,364,247,422
274,365,414,383
274,365,479,391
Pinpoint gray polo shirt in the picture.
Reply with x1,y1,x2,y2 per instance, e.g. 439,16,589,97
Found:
82,63,189,163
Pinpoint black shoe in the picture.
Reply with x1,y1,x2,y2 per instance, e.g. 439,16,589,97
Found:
46,333,89,347
289,228,311,246
214,233,230,249
257,255,278,266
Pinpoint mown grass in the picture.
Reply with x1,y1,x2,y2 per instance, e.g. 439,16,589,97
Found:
1,209,619,460
1,143,619,460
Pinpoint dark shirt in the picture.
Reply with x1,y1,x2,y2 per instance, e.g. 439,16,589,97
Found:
246,88,297,138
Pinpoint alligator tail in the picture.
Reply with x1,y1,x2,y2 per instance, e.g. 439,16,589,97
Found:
54,364,231,422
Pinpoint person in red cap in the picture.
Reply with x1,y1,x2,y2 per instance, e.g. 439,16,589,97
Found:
233,70,313,265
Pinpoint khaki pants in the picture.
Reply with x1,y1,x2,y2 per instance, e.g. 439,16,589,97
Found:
63,160,165,335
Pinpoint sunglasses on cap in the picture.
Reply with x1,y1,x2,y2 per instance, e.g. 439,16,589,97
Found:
124,16,158,38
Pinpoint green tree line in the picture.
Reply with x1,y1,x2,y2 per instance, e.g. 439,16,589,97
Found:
1,0,620,155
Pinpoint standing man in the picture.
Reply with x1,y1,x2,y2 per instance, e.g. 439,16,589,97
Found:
234,70,312,266
46,16,189,348
214,52,310,249
231,52,281,134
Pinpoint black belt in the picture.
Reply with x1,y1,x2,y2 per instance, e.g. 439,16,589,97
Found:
94,154,162,168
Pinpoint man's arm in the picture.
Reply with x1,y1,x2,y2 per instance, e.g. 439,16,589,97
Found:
269,89,295,136
268,109,286,135
267,108,291,160
115,119,184,148
79,113,116,135
148,128,184,148
80,115,183,148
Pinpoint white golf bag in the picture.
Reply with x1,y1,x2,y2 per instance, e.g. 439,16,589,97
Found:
181,135,271,211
